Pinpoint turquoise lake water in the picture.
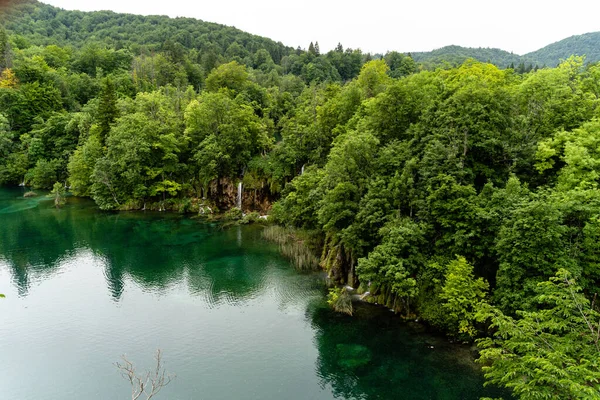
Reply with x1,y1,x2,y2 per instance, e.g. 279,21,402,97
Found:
0,186,507,399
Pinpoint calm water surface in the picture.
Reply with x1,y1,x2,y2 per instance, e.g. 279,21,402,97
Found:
0,187,506,399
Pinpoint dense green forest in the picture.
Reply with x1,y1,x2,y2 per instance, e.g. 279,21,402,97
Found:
411,45,538,70
2,1,600,398
526,32,600,67
4,0,600,74
0,0,385,85
412,32,600,69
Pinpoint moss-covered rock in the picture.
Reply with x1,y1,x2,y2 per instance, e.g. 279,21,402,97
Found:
336,343,372,369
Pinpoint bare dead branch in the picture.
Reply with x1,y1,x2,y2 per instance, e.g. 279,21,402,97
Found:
115,349,174,400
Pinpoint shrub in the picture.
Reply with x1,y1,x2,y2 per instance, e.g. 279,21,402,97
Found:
327,287,353,315
240,211,261,224
223,207,243,221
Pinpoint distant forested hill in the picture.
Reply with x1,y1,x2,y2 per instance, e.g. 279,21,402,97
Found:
0,0,294,63
524,32,600,67
412,32,600,70
0,0,382,83
2,0,600,73
411,45,536,69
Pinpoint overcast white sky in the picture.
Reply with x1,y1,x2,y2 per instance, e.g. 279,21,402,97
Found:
42,0,600,55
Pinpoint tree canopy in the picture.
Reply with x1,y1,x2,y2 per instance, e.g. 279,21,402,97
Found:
2,3,600,397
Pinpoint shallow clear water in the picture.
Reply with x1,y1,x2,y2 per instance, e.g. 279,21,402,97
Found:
0,187,506,399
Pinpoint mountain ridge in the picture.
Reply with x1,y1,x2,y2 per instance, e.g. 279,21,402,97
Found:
412,31,600,69
1,0,599,70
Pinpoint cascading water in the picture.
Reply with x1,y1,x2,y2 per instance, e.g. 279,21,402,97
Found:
237,181,243,209
301,164,305,175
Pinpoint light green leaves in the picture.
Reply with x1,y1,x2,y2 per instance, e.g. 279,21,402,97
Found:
536,118,600,191
476,270,600,399
440,256,489,338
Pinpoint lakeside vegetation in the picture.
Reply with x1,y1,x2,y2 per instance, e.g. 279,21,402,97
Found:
2,1,600,398
261,225,320,270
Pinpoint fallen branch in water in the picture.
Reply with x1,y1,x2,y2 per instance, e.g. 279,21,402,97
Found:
115,349,174,400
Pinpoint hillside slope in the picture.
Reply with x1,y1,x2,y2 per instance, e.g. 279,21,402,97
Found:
412,32,600,69
524,32,600,67
411,45,535,69
0,0,294,63
1,0,599,72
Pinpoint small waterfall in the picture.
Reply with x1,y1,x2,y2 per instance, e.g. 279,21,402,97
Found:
237,182,243,209
301,164,305,175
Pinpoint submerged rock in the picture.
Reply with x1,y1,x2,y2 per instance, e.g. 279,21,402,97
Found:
336,343,372,369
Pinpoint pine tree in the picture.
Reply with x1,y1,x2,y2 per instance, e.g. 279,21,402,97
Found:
0,27,12,71
97,77,119,145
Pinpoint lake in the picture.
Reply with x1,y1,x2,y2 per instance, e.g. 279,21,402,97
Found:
0,186,506,399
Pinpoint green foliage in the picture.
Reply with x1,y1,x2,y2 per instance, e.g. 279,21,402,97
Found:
517,56,596,141
477,269,600,399
49,181,66,208
327,287,353,316
439,256,489,338
28,158,61,189
97,77,119,144
412,46,533,70
185,91,270,185
270,166,325,229
411,32,600,70
68,134,103,196
204,61,249,94
1,0,294,69
384,52,416,78
536,118,600,190
0,26,11,71
3,7,600,398
493,195,568,313
222,207,243,221
355,60,391,99
526,32,600,67
357,218,426,316
316,130,380,253
240,211,261,224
